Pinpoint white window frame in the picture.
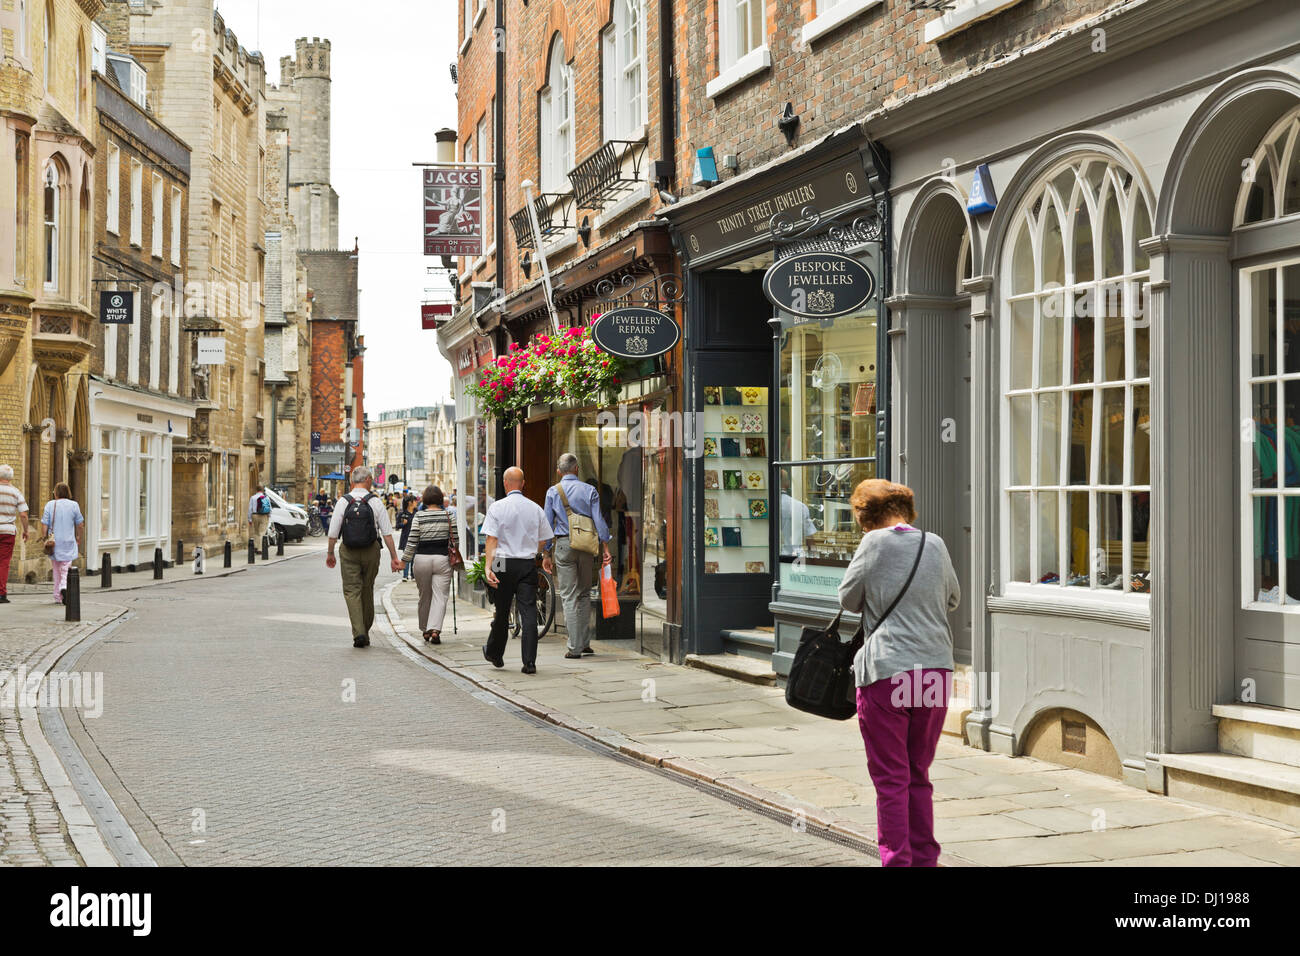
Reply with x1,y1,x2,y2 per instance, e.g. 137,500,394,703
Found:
603,0,647,142
151,173,163,258
999,155,1153,599
42,161,58,292
923,0,1025,44
168,284,179,393
170,186,182,266
708,0,769,99
17,0,28,59
106,143,120,234
129,159,142,247
539,38,574,195
128,284,141,384
149,287,162,389
803,0,883,47
91,22,105,73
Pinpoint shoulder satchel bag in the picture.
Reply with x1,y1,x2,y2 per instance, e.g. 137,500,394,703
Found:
445,510,464,570
785,531,928,721
556,482,600,556
43,500,60,556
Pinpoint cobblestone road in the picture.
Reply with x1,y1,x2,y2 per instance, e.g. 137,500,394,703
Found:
74,556,868,865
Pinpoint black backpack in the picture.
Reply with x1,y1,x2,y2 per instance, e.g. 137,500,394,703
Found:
340,492,379,548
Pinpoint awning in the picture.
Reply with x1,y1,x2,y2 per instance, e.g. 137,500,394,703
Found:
320,472,348,480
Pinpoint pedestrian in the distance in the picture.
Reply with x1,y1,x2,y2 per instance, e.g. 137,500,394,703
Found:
542,453,612,660
248,483,272,547
326,466,403,648
40,483,84,605
0,464,31,604
404,485,453,644
396,495,418,581
481,467,552,674
839,479,959,867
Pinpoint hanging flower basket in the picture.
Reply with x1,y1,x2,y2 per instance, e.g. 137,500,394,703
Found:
467,324,625,425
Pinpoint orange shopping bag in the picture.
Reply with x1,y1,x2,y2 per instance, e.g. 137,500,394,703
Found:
600,564,620,619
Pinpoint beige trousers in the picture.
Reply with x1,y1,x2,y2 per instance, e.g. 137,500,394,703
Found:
412,553,453,633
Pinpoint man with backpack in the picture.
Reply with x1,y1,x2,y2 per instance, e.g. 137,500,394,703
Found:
326,466,402,647
248,483,273,547
542,454,612,660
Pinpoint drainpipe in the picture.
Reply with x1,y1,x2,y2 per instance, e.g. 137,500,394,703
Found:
493,0,507,501
659,0,676,189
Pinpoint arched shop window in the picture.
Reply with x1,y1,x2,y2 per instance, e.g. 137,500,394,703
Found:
1001,155,1153,593
1236,104,1300,608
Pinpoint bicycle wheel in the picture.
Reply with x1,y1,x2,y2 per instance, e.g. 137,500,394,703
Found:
535,569,556,639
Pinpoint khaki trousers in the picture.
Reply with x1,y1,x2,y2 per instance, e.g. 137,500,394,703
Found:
554,537,595,653
412,553,452,633
250,513,269,544
339,541,381,638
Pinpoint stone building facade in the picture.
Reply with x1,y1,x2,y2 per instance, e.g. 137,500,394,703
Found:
126,0,266,551
264,94,311,504
87,12,196,572
0,0,103,586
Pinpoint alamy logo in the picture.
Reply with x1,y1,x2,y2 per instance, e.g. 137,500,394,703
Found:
49,886,151,936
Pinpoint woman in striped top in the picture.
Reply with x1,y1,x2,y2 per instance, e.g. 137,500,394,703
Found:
403,485,454,643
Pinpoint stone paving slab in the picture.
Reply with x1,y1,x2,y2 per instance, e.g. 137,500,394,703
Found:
386,584,1300,866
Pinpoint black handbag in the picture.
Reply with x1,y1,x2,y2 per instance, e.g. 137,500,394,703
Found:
785,532,927,720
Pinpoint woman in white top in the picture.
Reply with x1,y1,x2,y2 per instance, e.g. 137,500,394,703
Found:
41,483,84,604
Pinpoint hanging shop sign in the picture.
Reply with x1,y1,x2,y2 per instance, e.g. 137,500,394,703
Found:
196,337,227,365
421,302,453,330
591,307,681,359
423,167,482,257
762,252,875,319
99,290,133,324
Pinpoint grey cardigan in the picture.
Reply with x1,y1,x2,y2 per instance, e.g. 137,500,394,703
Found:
838,526,961,687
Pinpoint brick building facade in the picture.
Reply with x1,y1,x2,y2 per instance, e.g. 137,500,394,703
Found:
0,0,103,586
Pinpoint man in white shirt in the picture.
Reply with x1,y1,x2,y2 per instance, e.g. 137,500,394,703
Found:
482,466,552,674
248,483,271,546
326,466,402,647
0,464,31,604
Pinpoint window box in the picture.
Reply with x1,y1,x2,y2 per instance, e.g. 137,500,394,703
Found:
568,138,648,212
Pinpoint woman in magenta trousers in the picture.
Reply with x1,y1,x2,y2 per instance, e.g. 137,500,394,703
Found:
839,479,960,867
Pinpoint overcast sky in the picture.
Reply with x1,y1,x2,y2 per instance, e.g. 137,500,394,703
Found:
215,0,459,416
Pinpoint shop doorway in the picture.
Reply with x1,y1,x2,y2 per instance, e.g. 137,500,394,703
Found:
899,189,975,662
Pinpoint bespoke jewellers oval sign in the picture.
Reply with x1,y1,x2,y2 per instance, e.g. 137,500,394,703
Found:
592,307,681,359
762,252,875,320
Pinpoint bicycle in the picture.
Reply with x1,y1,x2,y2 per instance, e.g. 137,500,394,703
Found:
306,504,327,537
505,562,556,640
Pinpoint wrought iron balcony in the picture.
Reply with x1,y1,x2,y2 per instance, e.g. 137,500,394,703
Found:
568,140,648,212
509,193,575,249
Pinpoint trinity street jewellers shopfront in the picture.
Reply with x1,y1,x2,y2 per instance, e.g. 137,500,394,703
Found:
661,124,891,674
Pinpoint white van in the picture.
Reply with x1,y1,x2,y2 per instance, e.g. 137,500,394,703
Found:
262,487,309,542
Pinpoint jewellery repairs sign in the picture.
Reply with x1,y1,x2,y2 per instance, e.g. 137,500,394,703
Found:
762,252,875,319
592,307,681,359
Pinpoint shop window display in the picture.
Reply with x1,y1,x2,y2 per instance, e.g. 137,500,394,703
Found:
701,384,771,574
1003,155,1152,593
774,308,879,595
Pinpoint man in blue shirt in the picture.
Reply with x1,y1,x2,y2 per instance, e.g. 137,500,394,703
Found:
542,453,612,659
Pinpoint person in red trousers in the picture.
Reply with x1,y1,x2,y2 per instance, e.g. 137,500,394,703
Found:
0,464,31,604
839,479,960,867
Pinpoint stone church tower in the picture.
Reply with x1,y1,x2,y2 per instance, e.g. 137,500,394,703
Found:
271,39,338,250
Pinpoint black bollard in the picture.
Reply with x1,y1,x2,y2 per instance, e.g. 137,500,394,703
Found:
176,539,184,565
247,538,255,564
64,566,80,622
223,540,232,568
275,534,284,557
100,552,112,589
153,547,164,580
261,534,269,561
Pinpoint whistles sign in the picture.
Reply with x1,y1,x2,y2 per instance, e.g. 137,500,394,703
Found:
424,167,482,257
762,252,875,320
